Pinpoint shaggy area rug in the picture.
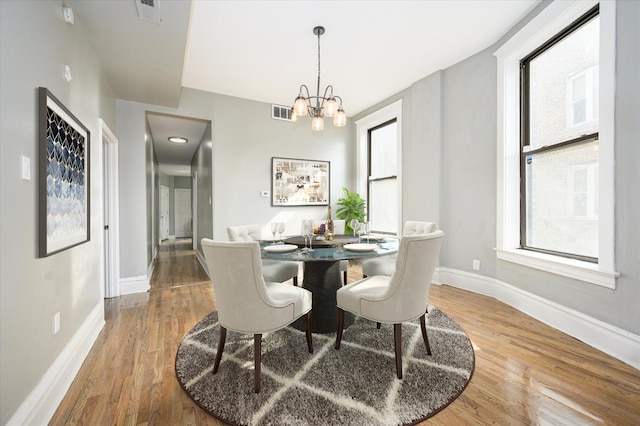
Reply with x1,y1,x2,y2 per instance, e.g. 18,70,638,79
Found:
176,307,474,425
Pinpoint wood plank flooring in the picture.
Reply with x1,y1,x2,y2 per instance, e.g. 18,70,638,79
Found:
50,239,640,425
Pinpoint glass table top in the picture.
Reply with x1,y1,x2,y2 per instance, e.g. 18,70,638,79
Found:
260,235,398,262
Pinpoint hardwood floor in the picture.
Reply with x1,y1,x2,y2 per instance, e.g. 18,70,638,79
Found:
50,240,640,425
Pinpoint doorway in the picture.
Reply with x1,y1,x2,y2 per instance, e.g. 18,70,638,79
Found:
100,119,120,298
175,188,192,238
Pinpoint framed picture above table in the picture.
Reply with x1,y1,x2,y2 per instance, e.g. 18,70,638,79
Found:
271,157,329,206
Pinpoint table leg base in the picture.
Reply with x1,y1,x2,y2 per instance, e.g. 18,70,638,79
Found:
291,260,354,334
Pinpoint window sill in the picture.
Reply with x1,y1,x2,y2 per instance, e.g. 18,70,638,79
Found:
495,248,619,289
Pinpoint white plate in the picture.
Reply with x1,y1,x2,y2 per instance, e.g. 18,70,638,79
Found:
263,244,298,253
343,243,378,252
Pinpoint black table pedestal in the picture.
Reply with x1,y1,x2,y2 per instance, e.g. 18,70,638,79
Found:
292,260,354,334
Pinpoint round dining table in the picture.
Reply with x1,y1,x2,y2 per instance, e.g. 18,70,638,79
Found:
261,234,398,334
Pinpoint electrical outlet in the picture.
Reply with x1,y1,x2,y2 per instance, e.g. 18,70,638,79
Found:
260,190,270,197
472,259,480,271
53,312,60,334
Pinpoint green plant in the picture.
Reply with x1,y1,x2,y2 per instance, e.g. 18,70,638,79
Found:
335,187,366,234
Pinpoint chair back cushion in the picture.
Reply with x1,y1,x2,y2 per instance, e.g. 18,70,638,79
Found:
361,231,444,322
403,221,436,236
201,239,300,333
227,224,261,241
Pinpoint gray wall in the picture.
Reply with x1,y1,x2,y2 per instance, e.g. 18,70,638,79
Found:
117,89,354,276
210,93,353,243
192,121,214,253
352,1,640,335
0,1,116,423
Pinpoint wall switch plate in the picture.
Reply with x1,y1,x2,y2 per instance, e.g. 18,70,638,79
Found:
260,190,270,197
20,155,31,180
472,259,480,271
53,312,61,334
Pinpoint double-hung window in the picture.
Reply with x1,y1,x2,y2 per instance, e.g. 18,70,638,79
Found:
494,0,618,288
355,100,403,236
520,6,599,262
368,119,398,234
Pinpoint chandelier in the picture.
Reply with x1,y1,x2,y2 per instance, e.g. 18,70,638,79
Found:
292,26,346,131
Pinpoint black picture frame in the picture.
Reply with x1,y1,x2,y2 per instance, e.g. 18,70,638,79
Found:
271,157,330,206
39,87,90,257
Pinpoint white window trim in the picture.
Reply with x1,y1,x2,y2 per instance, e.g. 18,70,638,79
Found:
355,100,403,236
494,0,619,289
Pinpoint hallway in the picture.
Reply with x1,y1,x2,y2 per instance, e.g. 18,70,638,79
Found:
150,238,210,291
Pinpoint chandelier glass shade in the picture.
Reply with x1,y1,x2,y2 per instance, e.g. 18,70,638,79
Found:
292,26,346,131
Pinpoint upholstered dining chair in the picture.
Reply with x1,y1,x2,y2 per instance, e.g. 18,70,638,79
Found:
361,221,437,278
201,239,313,393
227,224,299,286
304,219,349,284
335,231,444,379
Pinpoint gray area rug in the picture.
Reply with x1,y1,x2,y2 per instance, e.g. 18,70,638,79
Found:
176,307,474,425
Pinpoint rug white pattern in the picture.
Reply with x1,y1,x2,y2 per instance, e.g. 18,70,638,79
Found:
175,307,474,425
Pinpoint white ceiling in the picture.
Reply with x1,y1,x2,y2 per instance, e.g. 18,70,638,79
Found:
69,0,540,175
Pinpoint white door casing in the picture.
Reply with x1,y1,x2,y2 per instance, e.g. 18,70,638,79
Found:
192,171,198,250
100,119,120,298
160,185,169,240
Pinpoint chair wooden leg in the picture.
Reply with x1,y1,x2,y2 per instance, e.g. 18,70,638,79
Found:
394,323,403,379
213,326,227,374
376,322,381,329
343,270,347,285
335,308,345,349
293,276,298,286
305,311,313,353
420,312,432,356
254,334,262,393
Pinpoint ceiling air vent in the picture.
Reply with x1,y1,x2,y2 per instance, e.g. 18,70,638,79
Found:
272,105,293,122
135,0,161,24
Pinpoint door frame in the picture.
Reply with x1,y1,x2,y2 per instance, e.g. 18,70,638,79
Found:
192,171,198,250
100,119,120,298
160,185,170,241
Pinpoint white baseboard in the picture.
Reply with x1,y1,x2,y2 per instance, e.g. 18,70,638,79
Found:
169,235,176,240
7,302,105,425
120,275,150,295
438,267,640,370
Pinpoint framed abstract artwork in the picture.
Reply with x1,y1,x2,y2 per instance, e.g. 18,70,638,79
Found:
272,157,330,206
39,87,90,257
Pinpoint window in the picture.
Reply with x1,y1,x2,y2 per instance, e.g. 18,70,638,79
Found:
521,6,599,262
494,0,618,288
568,67,598,127
355,100,402,235
368,119,398,234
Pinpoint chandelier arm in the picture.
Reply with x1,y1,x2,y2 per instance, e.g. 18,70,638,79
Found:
333,95,343,107
322,85,334,101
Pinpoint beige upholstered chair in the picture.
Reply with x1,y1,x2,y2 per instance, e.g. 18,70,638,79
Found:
335,231,444,379
361,221,437,278
304,219,349,284
227,224,299,286
201,239,313,393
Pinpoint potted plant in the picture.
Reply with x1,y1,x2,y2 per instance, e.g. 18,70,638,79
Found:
336,187,367,235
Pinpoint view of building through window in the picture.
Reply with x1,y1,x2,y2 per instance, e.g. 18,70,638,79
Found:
368,119,397,234
522,8,599,260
